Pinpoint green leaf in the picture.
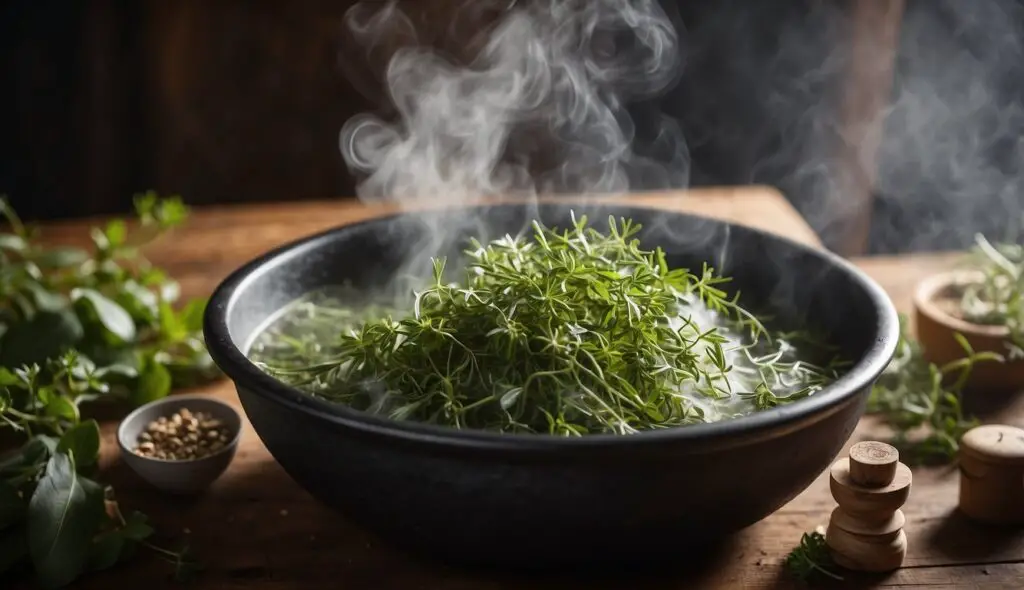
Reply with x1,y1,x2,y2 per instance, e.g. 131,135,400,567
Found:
115,280,159,323
92,363,139,380
158,301,187,341
120,511,154,541
161,281,181,304
0,367,19,386
24,283,69,313
0,309,84,368
0,480,24,529
33,248,89,269
28,452,106,589
133,356,171,406
104,219,127,248
179,298,207,333
72,288,136,343
0,524,29,574
45,394,80,424
88,532,124,572
0,233,27,252
21,436,58,466
57,421,101,469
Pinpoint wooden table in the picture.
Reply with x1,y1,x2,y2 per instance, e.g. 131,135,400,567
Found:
11,187,1024,589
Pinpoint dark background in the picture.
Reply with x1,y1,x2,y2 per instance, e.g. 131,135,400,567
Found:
2,0,1022,255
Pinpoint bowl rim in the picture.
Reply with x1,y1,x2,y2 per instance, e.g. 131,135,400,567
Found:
116,393,242,464
203,201,900,452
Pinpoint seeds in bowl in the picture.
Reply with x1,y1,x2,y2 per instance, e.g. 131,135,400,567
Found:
133,408,233,461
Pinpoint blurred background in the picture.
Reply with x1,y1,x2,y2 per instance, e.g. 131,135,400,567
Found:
2,0,1023,256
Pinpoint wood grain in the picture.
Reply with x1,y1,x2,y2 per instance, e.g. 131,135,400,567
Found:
7,188,1021,590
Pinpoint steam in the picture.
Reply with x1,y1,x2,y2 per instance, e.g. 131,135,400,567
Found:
678,0,1024,254
339,0,688,205
338,0,1024,257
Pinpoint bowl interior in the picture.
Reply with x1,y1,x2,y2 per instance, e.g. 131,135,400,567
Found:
211,201,897,442
118,395,243,463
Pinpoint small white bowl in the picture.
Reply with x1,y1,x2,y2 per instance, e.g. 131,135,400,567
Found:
117,394,242,494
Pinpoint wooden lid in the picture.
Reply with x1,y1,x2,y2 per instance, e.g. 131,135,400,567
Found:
960,424,1024,466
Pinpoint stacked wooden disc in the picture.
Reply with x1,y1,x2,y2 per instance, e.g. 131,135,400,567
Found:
825,441,911,572
958,424,1024,526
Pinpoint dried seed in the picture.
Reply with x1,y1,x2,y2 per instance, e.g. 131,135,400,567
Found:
134,407,234,461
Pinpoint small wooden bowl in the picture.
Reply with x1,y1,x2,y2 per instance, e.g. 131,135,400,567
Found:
914,270,1022,392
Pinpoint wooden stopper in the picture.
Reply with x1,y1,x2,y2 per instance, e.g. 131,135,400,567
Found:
830,458,912,516
827,525,907,573
958,424,1024,526
849,441,899,487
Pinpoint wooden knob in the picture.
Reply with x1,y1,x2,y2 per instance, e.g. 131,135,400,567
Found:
830,458,912,516
849,441,899,487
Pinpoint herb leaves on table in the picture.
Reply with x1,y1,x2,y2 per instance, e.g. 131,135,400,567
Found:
866,313,1001,464
784,529,844,583
0,193,212,587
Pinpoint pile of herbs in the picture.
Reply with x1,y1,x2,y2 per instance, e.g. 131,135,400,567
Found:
250,214,846,435
954,233,1024,358
0,193,216,587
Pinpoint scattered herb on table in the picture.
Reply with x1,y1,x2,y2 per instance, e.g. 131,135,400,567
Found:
784,529,844,583
0,193,214,587
251,213,847,435
866,313,1002,464
954,233,1024,358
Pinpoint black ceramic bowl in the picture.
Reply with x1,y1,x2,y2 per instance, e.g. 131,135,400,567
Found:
204,202,899,570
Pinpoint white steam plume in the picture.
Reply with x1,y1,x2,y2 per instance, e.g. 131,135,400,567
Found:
339,0,689,206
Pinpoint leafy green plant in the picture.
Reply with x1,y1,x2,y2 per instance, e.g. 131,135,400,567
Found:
866,314,1001,464
0,193,214,587
251,213,846,434
955,233,1024,358
784,529,844,583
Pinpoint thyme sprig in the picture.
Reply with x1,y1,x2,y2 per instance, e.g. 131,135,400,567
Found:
957,233,1024,358
252,214,844,435
784,529,844,583
866,314,1001,463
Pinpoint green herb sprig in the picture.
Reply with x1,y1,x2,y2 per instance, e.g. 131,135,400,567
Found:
866,314,1001,464
784,530,844,583
252,214,844,435
957,233,1024,358
0,193,214,587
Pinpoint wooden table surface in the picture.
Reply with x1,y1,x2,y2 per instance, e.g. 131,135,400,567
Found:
10,187,1023,589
